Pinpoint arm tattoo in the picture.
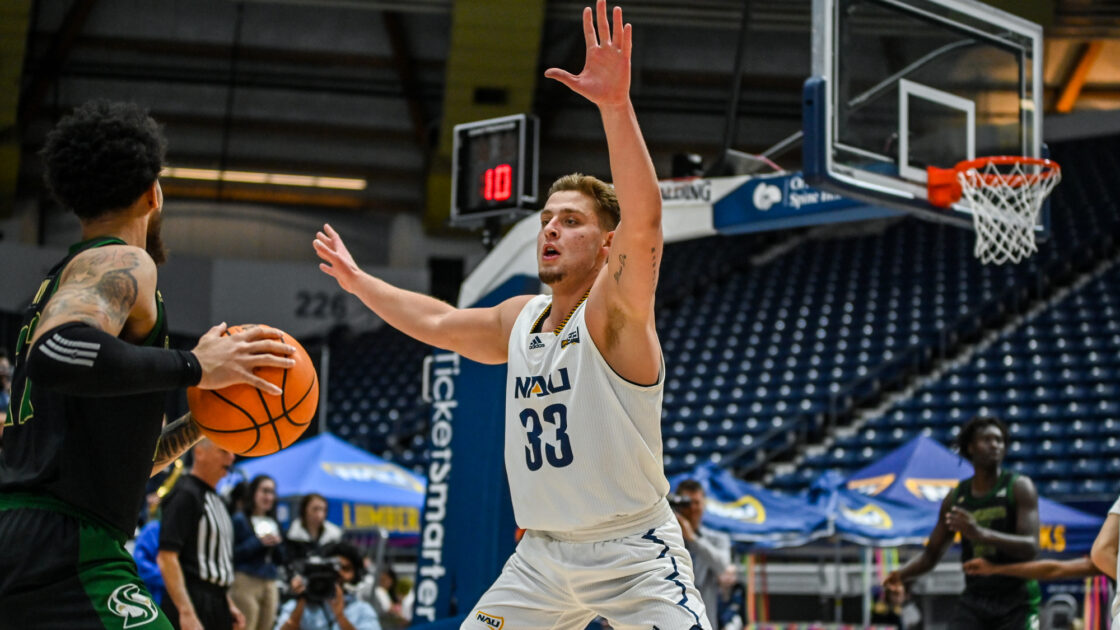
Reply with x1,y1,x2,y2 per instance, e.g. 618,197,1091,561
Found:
152,413,204,472
613,253,628,284
41,250,143,332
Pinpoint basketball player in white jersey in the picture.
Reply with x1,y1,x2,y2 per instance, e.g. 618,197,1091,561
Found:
314,2,708,627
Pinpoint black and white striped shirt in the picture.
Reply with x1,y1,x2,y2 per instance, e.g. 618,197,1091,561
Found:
159,474,235,587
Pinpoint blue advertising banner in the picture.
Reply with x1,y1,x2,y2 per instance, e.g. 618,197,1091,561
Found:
412,275,538,625
712,171,901,234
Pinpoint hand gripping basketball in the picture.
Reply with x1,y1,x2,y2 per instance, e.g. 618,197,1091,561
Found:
192,322,295,395
188,324,319,456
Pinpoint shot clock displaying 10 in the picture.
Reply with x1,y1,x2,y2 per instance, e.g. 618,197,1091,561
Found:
450,114,540,227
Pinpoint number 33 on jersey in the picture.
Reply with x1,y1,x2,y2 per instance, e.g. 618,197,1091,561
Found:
504,295,669,533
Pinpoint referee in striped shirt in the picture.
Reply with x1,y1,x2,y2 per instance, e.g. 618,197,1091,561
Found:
158,439,246,630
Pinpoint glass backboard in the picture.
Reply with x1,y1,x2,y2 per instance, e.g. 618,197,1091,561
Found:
803,0,1047,234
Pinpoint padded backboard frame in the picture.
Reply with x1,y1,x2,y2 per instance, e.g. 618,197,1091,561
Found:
803,0,1047,233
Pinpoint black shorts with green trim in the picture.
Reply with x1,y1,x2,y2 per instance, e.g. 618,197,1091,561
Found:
952,581,1041,630
0,493,173,630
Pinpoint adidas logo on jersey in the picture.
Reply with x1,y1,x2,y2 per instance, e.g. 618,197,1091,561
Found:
529,336,545,350
561,327,580,348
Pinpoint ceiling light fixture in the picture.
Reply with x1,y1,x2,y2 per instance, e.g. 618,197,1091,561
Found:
161,166,367,191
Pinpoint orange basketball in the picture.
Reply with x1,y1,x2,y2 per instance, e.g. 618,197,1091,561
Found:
187,324,319,457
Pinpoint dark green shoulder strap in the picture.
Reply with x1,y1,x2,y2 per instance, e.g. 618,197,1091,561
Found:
1004,470,1019,510
948,477,968,505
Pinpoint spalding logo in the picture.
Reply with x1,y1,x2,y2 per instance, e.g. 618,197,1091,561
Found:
107,584,158,628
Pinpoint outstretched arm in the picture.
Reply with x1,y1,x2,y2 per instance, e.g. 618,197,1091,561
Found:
964,556,1099,580
546,1,662,384
25,245,294,400
314,224,531,364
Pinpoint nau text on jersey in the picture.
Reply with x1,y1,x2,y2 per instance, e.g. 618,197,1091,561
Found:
514,368,571,399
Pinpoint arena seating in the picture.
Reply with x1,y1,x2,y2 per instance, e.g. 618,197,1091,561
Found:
767,134,1120,496
326,326,431,475
782,260,1120,498
323,134,1120,498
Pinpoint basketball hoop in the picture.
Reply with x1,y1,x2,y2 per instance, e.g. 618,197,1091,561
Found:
927,156,1061,265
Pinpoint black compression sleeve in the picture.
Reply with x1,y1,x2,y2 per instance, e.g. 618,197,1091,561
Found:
27,322,202,397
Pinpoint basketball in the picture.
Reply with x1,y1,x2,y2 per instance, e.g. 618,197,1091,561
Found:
187,324,319,457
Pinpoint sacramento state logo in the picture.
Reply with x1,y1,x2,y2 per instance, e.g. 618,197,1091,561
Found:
107,584,158,628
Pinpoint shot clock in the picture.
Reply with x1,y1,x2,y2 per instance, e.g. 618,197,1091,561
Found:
450,114,539,226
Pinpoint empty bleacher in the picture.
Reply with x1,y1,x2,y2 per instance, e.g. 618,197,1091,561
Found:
323,134,1120,499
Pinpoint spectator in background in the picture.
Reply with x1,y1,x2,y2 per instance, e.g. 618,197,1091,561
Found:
286,493,343,566
232,474,285,630
276,541,380,630
368,566,410,629
134,519,167,606
869,583,922,630
158,439,244,630
674,479,732,630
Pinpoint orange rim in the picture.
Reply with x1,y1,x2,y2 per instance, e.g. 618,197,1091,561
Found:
956,156,1061,188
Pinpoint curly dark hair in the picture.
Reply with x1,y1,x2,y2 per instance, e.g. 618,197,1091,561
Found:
956,415,1009,460
321,541,365,584
40,100,166,220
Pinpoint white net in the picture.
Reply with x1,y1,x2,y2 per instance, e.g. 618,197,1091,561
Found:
958,159,1061,265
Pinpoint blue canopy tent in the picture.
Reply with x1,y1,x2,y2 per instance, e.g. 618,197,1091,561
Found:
844,435,1103,553
221,433,426,538
808,471,948,546
670,463,830,548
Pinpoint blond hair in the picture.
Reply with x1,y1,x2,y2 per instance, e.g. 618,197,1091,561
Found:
547,173,620,230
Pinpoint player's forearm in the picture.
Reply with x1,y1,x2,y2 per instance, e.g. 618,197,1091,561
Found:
975,529,1038,560
346,271,458,347
157,552,196,616
896,552,936,581
599,101,662,230
151,413,203,475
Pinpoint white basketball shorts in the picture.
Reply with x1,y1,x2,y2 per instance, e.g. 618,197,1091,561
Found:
460,516,711,630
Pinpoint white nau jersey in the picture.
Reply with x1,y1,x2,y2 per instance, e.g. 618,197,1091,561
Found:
505,294,670,533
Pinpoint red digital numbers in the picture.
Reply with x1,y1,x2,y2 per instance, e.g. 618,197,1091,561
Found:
483,164,513,202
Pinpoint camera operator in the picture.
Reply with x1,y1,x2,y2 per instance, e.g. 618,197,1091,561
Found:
276,542,380,630
673,479,732,630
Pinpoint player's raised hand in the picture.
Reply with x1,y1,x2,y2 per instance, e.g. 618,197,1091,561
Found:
544,0,632,108
314,223,364,293
192,323,295,396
